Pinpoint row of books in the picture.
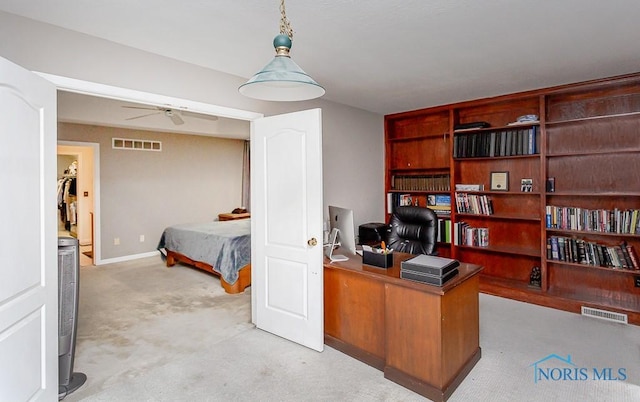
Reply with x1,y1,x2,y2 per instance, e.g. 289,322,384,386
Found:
391,174,450,191
454,192,494,215
546,206,640,235
453,126,538,158
453,222,489,247
547,236,639,270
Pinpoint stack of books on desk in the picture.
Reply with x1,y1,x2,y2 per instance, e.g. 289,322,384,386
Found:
400,255,460,286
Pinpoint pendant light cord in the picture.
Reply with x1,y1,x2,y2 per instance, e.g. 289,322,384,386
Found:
279,0,294,39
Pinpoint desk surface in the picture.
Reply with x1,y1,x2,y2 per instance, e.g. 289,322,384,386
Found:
324,249,482,295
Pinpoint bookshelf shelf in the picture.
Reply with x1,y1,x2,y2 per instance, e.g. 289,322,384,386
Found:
388,133,448,143
390,167,449,172
547,260,640,275
453,154,538,162
545,110,640,126
547,191,640,197
456,244,540,258
453,122,540,134
480,275,542,294
545,288,640,314
457,212,540,222
385,72,640,324
546,228,640,238
547,148,640,158
489,191,540,196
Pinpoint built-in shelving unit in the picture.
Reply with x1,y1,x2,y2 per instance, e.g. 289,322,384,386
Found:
384,72,640,324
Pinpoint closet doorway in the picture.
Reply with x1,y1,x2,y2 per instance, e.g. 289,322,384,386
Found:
57,142,97,266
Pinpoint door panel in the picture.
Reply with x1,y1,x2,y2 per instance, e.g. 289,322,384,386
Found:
252,108,324,352
0,56,58,401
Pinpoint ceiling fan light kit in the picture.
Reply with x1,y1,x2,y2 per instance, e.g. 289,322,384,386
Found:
163,109,184,125
239,0,324,102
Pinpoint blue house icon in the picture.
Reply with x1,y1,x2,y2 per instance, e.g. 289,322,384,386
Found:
529,354,576,383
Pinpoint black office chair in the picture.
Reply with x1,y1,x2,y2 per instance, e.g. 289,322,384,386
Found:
387,206,438,255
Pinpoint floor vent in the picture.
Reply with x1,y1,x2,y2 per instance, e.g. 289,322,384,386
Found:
581,306,628,324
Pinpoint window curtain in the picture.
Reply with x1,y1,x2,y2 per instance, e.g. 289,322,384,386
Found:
242,140,250,210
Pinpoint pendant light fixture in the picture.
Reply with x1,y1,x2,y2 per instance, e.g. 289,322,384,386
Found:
239,0,325,101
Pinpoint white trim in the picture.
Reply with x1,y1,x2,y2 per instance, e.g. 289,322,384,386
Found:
36,72,264,121
58,140,101,264
39,73,265,266
98,250,161,265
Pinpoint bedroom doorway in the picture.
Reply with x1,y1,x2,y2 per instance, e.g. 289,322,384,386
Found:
47,74,262,268
45,73,324,351
57,142,97,266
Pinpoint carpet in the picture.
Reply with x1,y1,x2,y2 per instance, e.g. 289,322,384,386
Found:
64,256,640,402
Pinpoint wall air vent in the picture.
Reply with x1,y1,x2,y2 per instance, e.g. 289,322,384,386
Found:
112,138,161,151
581,306,628,324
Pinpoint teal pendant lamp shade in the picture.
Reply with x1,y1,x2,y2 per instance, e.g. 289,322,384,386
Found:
239,34,325,101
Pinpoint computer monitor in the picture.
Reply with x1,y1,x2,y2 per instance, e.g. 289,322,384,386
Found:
328,205,356,255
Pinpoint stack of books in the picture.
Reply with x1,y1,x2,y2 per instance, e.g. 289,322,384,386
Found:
400,255,460,286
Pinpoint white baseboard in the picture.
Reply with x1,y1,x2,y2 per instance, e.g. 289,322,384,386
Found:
96,250,160,265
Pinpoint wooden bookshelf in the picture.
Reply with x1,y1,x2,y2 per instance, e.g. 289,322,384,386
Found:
384,72,640,324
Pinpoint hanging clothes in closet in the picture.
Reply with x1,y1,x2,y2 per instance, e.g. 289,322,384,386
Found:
57,161,78,232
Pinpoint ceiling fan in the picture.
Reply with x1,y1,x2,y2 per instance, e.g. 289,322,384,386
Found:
122,105,218,126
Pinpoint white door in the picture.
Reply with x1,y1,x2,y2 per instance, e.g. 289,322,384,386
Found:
251,108,324,352
0,57,58,400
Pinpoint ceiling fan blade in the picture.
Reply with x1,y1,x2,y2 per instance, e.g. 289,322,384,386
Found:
122,105,160,111
125,111,161,121
166,111,184,125
182,111,219,121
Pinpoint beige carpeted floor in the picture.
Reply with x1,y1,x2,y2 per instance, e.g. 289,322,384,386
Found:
63,256,640,401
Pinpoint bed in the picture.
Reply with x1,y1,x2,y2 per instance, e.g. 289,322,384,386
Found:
157,219,251,294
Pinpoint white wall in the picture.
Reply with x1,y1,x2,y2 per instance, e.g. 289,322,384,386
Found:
59,123,245,259
0,11,385,248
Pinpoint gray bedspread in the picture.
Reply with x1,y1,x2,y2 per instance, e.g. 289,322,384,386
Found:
158,219,251,285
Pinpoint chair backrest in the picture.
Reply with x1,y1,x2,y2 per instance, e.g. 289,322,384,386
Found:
387,206,438,255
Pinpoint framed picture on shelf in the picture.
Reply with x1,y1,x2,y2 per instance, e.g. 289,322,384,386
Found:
521,178,533,192
490,171,509,191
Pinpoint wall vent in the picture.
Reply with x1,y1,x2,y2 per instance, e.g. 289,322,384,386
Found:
112,137,161,151
581,306,628,324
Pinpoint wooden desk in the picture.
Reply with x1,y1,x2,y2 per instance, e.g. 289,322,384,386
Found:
218,212,250,221
324,251,482,402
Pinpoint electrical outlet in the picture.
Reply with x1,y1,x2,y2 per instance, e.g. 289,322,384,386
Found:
634,275,640,288
114,237,120,245
139,235,145,243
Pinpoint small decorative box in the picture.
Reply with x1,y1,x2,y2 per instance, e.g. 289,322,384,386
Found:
362,250,393,269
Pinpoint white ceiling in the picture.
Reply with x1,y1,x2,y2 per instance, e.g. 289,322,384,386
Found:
58,92,251,139
3,0,640,116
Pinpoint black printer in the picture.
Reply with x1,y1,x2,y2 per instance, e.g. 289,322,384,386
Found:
358,222,389,245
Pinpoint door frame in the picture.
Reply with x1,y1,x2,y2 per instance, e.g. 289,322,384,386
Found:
57,141,99,263
36,73,263,121
38,72,264,267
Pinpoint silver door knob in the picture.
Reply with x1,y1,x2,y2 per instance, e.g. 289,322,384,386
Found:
307,237,318,247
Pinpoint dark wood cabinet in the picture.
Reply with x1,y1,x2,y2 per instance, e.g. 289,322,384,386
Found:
324,255,482,401
385,72,640,324
385,108,452,257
